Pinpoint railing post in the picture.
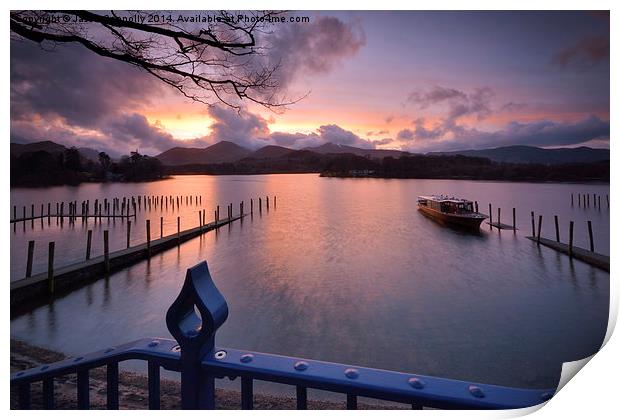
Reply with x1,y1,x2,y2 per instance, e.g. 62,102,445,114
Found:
296,386,307,409
166,261,229,410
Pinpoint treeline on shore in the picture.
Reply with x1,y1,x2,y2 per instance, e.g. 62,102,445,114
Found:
11,147,609,187
319,154,610,182
11,148,166,187
168,153,609,182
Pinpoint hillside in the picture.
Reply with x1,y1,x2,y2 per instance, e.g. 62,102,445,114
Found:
155,141,250,165
428,145,609,164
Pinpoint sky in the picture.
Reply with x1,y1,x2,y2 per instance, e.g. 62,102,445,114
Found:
10,11,610,157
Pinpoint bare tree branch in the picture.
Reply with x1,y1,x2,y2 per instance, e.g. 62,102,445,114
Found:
10,10,304,112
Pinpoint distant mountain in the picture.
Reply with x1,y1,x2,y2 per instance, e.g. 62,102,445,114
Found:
304,142,408,159
11,140,66,157
428,145,609,164
247,145,294,159
156,141,251,165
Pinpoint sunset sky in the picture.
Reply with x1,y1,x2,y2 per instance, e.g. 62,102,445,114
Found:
10,11,610,157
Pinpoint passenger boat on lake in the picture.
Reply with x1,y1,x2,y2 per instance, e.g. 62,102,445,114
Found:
417,195,487,229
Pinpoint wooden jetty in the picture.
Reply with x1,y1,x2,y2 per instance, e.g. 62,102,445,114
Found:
11,214,243,308
526,236,609,272
486,206,518,231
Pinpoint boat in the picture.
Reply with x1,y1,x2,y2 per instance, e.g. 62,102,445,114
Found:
417,195,487,229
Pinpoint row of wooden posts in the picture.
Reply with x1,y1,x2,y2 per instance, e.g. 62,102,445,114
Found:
529,212,596,254
479,201,599,256
11,194,207,223
22,196,277,292
571,193,609,209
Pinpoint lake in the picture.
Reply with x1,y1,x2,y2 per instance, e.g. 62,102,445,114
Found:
10,174,609,396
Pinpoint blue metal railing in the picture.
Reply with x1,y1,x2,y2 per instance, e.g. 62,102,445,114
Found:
11,261,555,410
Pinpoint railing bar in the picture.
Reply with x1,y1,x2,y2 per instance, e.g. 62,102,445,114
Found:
106,362,119,410
346,394,357,410
296,386,307,410
241,376,253,410
77,370,90,410
18,383,31,409
148,361,161,410
43,378,54,409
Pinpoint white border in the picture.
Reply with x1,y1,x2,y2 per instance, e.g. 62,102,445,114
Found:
3,2,616,419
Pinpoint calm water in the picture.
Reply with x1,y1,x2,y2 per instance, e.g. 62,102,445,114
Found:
10,175,609,394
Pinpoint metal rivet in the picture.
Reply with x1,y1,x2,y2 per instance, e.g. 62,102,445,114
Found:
215,350,227,360
469,385,485,398
408,377,425,389
171,345,181,352
344,368,359,379
294,361,309,371
148,340,160,347
40,365,49,371
104,347,115,353
240,353,254,363
74,357,83,362
541,392,553,401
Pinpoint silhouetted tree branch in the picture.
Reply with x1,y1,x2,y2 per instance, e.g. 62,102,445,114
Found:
10,10,300,111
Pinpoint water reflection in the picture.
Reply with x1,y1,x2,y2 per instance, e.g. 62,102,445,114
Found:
10,175,609,393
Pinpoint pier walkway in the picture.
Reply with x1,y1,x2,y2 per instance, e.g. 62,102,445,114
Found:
526,236,609,272
11,214,243,307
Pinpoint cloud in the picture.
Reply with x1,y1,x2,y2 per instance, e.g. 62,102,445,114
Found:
11,42,162,127
397,129,414,140
265,15,366,88
206,106,271,149
316,124,374,148
552,36,610,69
372,138,393,147
407,86,466,108
403,115,609,153
408,86,493,122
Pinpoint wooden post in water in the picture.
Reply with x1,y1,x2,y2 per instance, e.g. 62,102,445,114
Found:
587,221,594,252
497,208,501,229
474,201,479,213
266,196,270,210
488,203,492,230
47,203,51,218
571,193,574,206
177,217,180,244
530,211,535,237
274,196,277,208
554,215,560,242
536,215,542,244
598,196,601,209
259,197,262,212
31,204,34,219
26,240,35,277
198,211,202,231
48,242,55,294
160,217,163,238
587,193,590,207
126,221,131,248
13,206,16,222
216,206,220,222
86,230,92,260
103,231,110,274
146,220,151,256
251,199,254,214
512,208,516,233
578,194,581,206
569,221,574,257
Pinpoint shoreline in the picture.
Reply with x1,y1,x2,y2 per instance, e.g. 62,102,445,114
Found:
10,339,403,410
